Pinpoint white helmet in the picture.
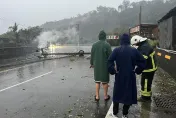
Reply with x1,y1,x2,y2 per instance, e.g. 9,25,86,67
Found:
131,35,147,46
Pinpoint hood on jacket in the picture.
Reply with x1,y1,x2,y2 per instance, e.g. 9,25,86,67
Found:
120,34,130,45
99,30,106,41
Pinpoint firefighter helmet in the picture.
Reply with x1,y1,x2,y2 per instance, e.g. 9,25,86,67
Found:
131,35,147,46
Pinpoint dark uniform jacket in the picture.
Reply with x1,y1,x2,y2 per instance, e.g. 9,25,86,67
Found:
138,41,157,72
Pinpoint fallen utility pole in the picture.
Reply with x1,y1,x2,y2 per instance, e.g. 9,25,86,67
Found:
43,52,91,55
42,50,90,57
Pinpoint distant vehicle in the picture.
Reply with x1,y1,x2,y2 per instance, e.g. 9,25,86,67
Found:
106,34,120,46
129,23,157,39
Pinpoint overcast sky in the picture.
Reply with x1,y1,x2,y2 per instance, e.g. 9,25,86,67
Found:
0,0,140,34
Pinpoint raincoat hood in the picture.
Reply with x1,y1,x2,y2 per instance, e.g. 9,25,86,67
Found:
99,30,106,41
120,34,130,45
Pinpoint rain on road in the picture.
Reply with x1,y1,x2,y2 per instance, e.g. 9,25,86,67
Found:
0,56,112,118
1,46,176,118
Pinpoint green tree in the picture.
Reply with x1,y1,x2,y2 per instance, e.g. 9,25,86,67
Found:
0,25,42,46
122,0,130,10
8,23,20,43
18,26,42,44
40,0,176,44
118,5,123,12
9,22,18,33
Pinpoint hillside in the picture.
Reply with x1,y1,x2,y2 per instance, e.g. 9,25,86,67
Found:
41,0,176,43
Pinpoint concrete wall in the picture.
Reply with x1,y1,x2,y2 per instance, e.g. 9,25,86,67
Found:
156,48,176,79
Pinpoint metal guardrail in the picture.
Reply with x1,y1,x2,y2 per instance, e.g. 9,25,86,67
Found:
43,52,91,55
157,47,176,54
155,47,176,79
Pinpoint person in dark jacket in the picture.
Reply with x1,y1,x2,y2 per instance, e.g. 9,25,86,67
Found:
108,34,146,118
131,35,157,102
90,30,112,101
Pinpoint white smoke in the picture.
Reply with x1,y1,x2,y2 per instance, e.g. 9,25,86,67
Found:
36,28,78,48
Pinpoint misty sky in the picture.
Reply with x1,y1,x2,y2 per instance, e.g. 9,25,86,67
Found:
0,0,140,34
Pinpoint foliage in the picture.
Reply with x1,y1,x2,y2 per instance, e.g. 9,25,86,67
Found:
18,26,42,44
8,22,19,42
8,22,18,33
0,24,42,46
1,0,176,45
40,0,175,44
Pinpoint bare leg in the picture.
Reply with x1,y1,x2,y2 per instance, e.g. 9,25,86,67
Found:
96,83,100,99
102,83,108,99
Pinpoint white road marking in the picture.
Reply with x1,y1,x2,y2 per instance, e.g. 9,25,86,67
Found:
0,71,52,93
105,102,114,118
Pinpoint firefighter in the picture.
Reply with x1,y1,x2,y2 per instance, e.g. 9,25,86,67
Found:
131,35,157,102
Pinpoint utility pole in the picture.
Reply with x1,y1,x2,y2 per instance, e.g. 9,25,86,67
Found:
76,24,80,51
139,6,142,35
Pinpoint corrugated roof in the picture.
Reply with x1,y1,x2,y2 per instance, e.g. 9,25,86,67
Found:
158,6,176,23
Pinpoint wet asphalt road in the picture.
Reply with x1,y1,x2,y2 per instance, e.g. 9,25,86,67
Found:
1,56,176,118
0,56,112,118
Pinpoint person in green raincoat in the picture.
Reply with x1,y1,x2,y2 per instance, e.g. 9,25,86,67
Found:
90,30,112,101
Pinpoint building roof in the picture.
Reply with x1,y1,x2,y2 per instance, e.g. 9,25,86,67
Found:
141,23,157,27
129,23,157,29
158,6,176,23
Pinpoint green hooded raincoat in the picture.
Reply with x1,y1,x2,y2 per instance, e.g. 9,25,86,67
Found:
90,31,112,83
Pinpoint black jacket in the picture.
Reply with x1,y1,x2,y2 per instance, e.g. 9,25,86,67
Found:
138,41,157,72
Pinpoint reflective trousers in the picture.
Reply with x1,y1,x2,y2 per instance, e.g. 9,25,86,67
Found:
141,71,155,100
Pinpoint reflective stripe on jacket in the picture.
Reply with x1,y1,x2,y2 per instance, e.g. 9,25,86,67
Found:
138,41,157,72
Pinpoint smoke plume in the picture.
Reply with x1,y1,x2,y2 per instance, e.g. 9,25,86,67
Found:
36,28,78,48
